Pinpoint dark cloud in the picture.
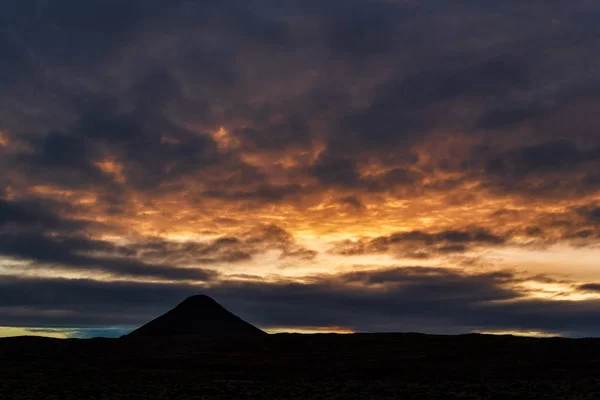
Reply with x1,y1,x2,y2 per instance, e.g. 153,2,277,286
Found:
332,228,506,258
0,196,219,281
0,232,218,281
0,198,85,233
19,83,224,192
477,104,547,130
311,156,362,187
485,140,597,178
465,139,600,200
15,132,109,188
2,0,599,200
0,276,189,327
324,2,403,58
129,224,316,265
578,283,600,293
0,223,317,280
203,184,305,203
2,268,600,337
382,168,424,186
339,196,364,210
498,203,600,245
309,157,424,192
576,204,600,224
0,190,315,280
230,112,313,151
326,56,531,160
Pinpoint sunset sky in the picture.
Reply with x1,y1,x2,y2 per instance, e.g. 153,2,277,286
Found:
2,0,600,338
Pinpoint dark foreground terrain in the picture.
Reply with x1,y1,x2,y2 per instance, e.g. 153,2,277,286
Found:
2,333,600,399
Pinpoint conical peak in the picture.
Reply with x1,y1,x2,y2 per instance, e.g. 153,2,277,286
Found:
173,295,225,313
126,294,266,338
178,294,219,307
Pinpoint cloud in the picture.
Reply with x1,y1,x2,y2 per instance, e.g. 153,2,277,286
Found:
484,141,600,179
0,209,315,280
11,78,225,192
339,196,364,210
331,228,506,258
578,283,600,293
485,202,600,246
311,156,364,187
2,267,600,337
576,204,600,224
322,56,530,163
130,224,317,265
0,196,221,281
0,198,86,233
0,232,219,281
2,0,599,206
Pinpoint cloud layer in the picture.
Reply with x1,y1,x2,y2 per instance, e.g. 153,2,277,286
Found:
3,268,600,337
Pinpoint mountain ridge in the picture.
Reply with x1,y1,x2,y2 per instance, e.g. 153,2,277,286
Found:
126,295,266,338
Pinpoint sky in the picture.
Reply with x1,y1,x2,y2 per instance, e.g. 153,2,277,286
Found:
1,0,600,339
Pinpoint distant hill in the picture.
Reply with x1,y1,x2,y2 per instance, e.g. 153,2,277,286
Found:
126,295,266,338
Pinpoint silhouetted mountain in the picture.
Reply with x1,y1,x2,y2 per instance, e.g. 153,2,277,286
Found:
126,295,266,338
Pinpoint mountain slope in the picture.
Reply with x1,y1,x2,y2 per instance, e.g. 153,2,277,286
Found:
126,295,266,338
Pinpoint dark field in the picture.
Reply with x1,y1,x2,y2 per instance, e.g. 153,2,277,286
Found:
2,333,600,399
